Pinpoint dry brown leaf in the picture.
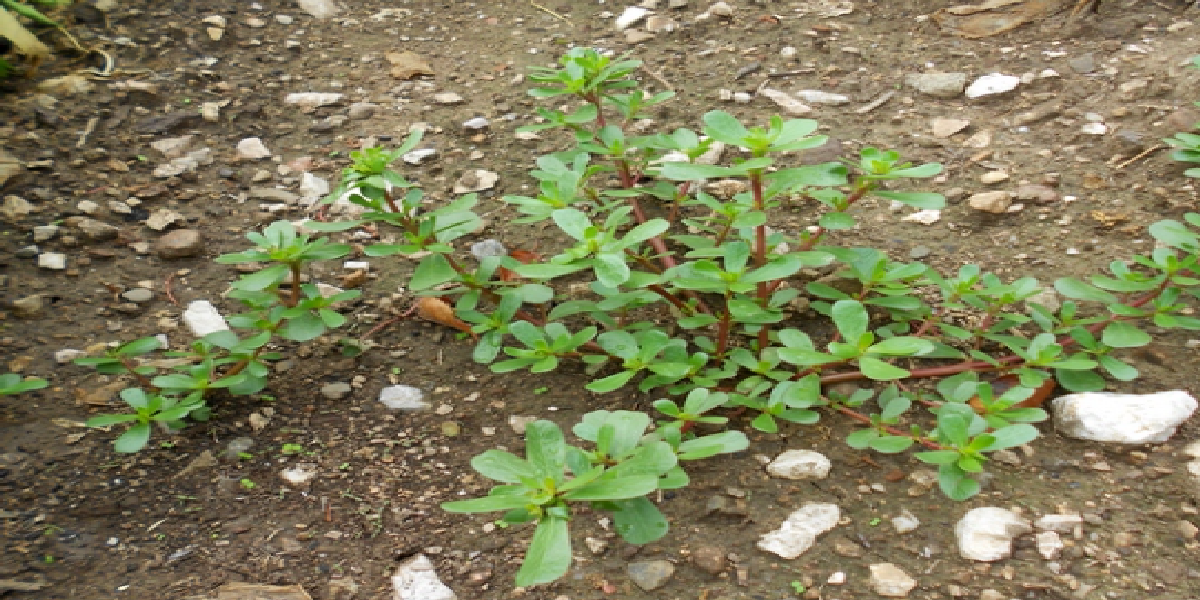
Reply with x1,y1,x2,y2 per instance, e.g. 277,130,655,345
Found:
386,51,434,80
414,296,472,334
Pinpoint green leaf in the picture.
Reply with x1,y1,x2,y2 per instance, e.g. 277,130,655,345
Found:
441,493,534,514
470,450,537,484
586,370,636,393
119,337,162,356
514,517,571,587
525,420,567,480
914,450,959,465
513,263,587,279
594,253,631,287
1055,368,1106,392
234,264,289,291
831,300,868,341
938,464,980,501
562,474,659,501
114,423,152,454
1098,355,1138,381
281,313,326,342
1054,278,1118,304
86,413,140,427
410,254,458,291
676,431,749,460
858,356,910,380
609,497,669,544
701,110,751,146
622,219,670,247
751,412,778,433
658,162,738,181
868,436,914,453
1101,321,1151,348
866,337,934,356
819,211,856,230
552,208,592,240
981,424,1039,451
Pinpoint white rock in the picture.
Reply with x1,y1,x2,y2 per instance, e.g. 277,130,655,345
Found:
37,253,66,270
707,1,734,17
1183,440,1200,459
470,239,507,260
55,349,86,364
1034,513,1083,533
759,88,811,115
433,92,464,105
146,208,185,231
901,209,941,225
757,503,840,559
795,90,850,105
955,507,1032,561
827,571,846,585
463,117,489,130
967,191,1012,214
980,171,1009,184
392,554,456,600
153,148,213,178
284,92,345,109
732,92,753,104
452,169,499,194
281,463,318,486
1036,530,1063,559
182,300,230,337
296,0,340,19
201,102,223,122
379,385,429,411
150,135,195,159
966,73,1021,99
868,563,916,597
299,172,330,203
1052,391,1196,443
766,450,831,480
403,148,438,165
891,509,921,534
76,200,100,214
1080,122,1108,135
508,415,538,434
237,137,272,160
931,118,970,138
615,6,650,30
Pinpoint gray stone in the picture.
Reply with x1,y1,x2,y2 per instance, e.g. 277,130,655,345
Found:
320,382,353,400
37,253,66,269
1069,53,1096,74
73,217,119,240
15,245,40,258
627,559,675,591
1,195,34,222
691,545,726,574
122,288,154,303
379,385,429,411
32,225,58,242
904,73,968,98
470,239,507,259
10,295,44,319
155,229,205,259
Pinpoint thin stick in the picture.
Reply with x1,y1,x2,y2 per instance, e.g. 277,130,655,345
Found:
531,1,573,26
766,69,816,78
164,272,180,306
76,117,98,149
855,90,896,114
640,65,674,92
1116,145,1164,169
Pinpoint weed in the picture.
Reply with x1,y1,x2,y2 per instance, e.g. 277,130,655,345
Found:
0,372,47,396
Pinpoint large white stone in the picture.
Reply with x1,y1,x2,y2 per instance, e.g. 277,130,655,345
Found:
766,450,831,480
182,300,230,337
614,6,650,30
1051,391,1196,444
392,554,456,600
379,385,429,411
237,137,272,160
757,503,840,559
955,507,1031,561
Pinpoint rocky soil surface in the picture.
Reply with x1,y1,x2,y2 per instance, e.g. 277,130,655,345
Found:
3,0,1200,598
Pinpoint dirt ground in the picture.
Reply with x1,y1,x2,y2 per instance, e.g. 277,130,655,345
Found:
3,0,1200,598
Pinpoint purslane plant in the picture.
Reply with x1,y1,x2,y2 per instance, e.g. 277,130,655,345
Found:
84,46,1200,586
81,221,358,452
1164,55,1200,178
0,372,47,396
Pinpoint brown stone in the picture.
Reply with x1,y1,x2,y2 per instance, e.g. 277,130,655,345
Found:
155,229,205,259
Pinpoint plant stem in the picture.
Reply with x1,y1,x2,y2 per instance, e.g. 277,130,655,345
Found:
750,171,771,351
833,405,943,450
288,263,302,308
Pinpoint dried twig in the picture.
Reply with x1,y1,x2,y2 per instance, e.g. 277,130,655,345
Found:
531,1,573,26
76,117,98,149
1116,144,1164,169
640,65,674,92
855,90,896,114
164,272,180,306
